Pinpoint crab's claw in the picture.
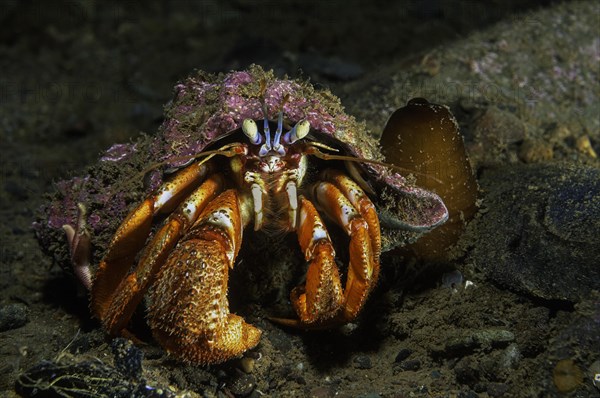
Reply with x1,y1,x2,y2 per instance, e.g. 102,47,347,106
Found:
62,203,93,291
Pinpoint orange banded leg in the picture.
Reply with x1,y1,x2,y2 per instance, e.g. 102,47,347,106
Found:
148,190,261,364
91,161,212,321
314,179,379,322
97,174,224,335
321,170,381,264
283,196,344,326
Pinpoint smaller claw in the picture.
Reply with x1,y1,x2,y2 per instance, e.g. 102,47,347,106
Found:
63,203,93,291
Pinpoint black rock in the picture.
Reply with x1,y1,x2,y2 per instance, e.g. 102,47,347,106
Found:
467,164,600,302
227,372,256,397
0,303,29,332
111,338,143,380
398,359,421,371
394,348,412,362
353,355,373,369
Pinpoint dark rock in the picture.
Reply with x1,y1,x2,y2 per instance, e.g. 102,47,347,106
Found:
310,386,335,398
439,329,515,357
454,357,480,384
111,338,143,380
398,359,421,371
467,164,600,302
486,382,509,397
497,344,521,370
468,106,527,163
353,355,372,369
226,372,256,397
457,391,479,398
394,348,412,362
0,303,29,332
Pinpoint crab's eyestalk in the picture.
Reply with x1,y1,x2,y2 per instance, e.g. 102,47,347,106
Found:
242,119,261,145
283,120,310,145
272,111,286,155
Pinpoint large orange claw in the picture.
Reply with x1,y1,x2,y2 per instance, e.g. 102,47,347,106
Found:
91,157,261,364
149,189,261,364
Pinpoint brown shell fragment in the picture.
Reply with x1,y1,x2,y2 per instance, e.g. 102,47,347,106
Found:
380,98,478,262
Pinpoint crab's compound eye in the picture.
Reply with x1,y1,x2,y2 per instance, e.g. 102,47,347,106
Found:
295,120,310,140
242,119,261,145
283,119,311,144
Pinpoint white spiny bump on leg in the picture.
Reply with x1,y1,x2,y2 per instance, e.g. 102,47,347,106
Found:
182,200,198,223
154,188,174,209
251,183,263,231
152,162,210,213
286,181,298,229
315,182,358,234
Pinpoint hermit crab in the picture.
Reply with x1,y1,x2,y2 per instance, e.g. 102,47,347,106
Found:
35,66,456,364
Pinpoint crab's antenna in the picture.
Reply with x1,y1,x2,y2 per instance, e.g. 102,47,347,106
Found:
138,143,246,178
260,102,271,155
305,143,443,184
256,79,272,156
272,94,290,153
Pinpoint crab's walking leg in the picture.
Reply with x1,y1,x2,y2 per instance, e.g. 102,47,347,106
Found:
273,174,380,328
288,196,344,325
62,203,93,290
97,174,224,335
92,161,212,320
313,177,380,322
149,189,261,364
321,170,381,275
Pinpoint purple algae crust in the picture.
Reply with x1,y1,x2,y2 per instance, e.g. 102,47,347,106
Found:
34,65,447,268
157,65,381,167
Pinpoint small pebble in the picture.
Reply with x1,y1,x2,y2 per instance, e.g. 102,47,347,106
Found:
310,386,334,398
441,270,463,289
575,135,597,158
111,338,143,379
0,303,29,332
394,348,412,363
518,139,553,163
553,359,583,393
486,382,509,397
353,355,372,369
227,372,255,397
498,344,521,370
454,357,479,384
398,359,421,371
238,357,255,373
